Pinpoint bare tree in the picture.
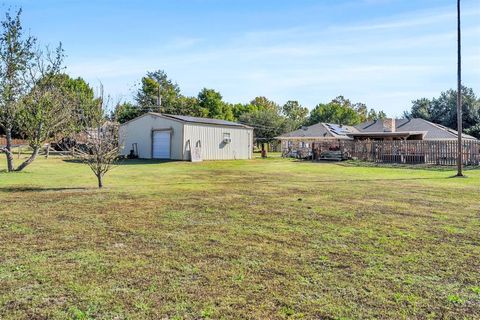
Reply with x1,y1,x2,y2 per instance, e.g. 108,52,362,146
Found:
72,87,121,188
456,0,463,176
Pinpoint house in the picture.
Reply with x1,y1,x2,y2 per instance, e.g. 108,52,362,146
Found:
350,118,478,141
119,113,254,161
276,122,357,156
278,118,477,149
277,118,479,163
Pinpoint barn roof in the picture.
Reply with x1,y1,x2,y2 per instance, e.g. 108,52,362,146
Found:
119,112,252,129
158,113,252,129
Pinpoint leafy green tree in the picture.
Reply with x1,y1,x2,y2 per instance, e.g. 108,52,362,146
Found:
354,102,368,122
57,74,98,131
403,98,430,120
404,86,480,138
377,111,387,119
112,102,140,124
0,9,36,171
135,70,181,114
231,103,259,120
222,103,234,121
176,96,201,116
281,100,308,131
307,96,386,126
239,108,287,143
367,109,387,121
465,123,480,139
250,96,279,112
0,10,88,172
307,101,360,126
17,69,100,171
198,88,225,119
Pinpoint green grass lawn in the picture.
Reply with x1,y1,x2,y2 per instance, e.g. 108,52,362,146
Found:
0,155,479,319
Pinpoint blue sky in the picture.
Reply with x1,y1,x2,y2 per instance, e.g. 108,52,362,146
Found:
2,0,479,116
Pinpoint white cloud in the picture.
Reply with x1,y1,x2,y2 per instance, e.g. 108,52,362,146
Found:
65,2,480,114
331,3,480,32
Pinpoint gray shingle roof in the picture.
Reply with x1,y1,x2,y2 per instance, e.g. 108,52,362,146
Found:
355,118,477,140
278,118,478,141
277,123,356,140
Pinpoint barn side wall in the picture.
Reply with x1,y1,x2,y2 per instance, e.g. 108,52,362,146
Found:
183,124,253,160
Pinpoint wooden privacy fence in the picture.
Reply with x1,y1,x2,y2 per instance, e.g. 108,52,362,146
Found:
0,136,28,147
312,140,480,166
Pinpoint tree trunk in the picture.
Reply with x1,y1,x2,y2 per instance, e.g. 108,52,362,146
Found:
15,146,40,172
45,143,50,159
5,128,15,172
97,174,103,188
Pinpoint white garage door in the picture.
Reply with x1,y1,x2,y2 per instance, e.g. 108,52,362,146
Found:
152,131,171,159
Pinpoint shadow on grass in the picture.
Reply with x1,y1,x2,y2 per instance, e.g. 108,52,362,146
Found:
448,174,469,179
0,176,454,192
0,186,89,193
332,160,480,172
62,159,180,166
245,177,447,184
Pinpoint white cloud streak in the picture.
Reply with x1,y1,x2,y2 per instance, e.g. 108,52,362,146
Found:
66,2,480,114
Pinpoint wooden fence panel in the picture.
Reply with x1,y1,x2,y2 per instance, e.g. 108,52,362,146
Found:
313,140,480,166
0,136,28,147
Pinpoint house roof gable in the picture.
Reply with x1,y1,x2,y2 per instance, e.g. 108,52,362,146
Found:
355,118,477,140
278,118,478,141
276,123,356,140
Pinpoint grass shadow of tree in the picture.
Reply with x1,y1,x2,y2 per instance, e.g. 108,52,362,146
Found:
62,158,179,166
0,186,89,193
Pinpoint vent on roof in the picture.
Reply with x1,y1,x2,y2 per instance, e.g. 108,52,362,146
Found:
301,126,308,131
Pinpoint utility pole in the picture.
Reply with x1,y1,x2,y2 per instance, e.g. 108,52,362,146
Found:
456,0,463,176
157,84,162,112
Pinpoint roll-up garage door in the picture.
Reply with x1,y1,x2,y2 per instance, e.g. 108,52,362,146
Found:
152,131,171,159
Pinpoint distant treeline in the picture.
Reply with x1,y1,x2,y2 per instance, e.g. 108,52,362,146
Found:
112,70,388,141
403,86,480,139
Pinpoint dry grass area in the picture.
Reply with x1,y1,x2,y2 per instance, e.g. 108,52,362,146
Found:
0,155,479,319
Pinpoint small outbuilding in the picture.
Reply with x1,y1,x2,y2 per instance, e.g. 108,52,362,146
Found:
119,112,254,161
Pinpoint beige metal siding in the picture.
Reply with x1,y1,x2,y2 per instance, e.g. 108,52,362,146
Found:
183,124,253,160
119,114,184,159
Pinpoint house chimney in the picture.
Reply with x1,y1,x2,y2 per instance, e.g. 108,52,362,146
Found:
384,118,396,132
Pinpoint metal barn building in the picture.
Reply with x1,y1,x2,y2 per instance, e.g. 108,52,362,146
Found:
119,113,254,161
